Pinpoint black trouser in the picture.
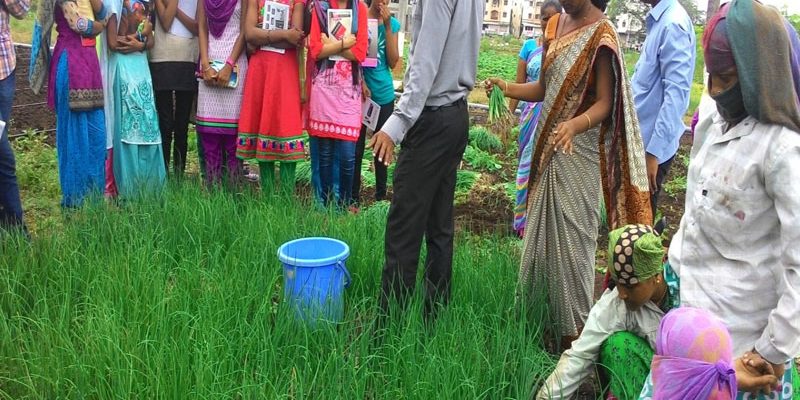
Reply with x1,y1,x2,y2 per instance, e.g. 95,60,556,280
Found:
353,101,394,203
650,155,675,218
155,90,196,176
379,99,469,320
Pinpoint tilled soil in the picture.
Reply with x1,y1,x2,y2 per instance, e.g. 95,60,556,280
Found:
9,45,56,145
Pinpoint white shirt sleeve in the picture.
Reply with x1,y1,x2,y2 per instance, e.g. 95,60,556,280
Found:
755,130,800,364
536,290,626,399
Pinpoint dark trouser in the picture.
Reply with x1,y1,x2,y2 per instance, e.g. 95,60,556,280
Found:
379,99,469,320
155,89,196,177
650,155,674,218
353,101,394,203
0,70,25,232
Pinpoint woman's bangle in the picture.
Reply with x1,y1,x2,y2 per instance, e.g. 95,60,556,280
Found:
582,113,592,129
141,35,148,51
225,58,235,68
502,80,509,94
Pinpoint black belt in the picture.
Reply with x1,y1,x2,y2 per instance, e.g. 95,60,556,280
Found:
423,98,466,112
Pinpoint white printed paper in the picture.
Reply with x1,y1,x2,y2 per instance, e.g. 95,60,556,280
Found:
362,98,380,132
362,18,378,68
327,9,352,61
261,1,290,53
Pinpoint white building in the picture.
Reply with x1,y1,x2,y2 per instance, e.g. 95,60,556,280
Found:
519,0,545,39
615,12,646,50
483,0,518,35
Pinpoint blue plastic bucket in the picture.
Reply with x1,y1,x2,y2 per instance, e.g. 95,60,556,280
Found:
278,237,351,324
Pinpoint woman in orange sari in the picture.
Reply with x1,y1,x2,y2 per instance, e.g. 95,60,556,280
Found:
487,0,651,349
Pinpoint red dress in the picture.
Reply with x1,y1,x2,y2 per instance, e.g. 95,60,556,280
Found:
236,0,306,162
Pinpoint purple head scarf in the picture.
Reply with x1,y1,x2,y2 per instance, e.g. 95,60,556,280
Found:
651,307,737,400
204,0,238,38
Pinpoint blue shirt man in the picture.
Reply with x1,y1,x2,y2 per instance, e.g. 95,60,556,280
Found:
631,0,696,217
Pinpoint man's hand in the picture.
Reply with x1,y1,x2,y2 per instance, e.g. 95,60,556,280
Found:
367,131,395,166
750,350,786,383
735,352,779,395
646,153,659,193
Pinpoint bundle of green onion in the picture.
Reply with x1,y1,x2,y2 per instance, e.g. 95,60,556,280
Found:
487,85,514,146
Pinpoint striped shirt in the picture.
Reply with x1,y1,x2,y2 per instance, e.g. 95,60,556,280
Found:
0,0,31,80
670,114,800,364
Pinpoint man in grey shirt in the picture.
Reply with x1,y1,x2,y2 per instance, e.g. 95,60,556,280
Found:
368,0,484,321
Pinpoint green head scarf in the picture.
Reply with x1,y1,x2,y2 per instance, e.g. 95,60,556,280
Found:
608,224,664,285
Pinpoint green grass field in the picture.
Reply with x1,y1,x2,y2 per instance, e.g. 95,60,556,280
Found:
10,13,36,44
0,182,556,398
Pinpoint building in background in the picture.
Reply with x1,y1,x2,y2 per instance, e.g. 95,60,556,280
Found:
519,0,545,39
614,3,648,51
483,0,515,35
390,0,546,39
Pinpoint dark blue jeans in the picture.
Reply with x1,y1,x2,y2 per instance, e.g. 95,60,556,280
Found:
316,137,356,208
0,70,25,231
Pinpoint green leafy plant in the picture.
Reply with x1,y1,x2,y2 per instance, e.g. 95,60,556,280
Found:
488,86,514,146
464,145,502,173
476,51,517,82
469,126,503,153
663,175,687,198
456,169,480,194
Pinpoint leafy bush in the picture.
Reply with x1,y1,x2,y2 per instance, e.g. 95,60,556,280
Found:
456,169,480,194
469,126,504,153
464,145,502,173
504,181,516,203
477,51,517,82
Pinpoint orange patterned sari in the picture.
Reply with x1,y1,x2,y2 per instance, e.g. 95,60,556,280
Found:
519,15,651,338
533,14,651,228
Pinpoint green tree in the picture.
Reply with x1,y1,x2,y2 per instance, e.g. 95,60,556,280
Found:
789,15,800,35
677,0,703,24
707,0,720,21
608,0,702,26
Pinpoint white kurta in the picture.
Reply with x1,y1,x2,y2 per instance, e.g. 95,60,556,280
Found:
670,114,800,364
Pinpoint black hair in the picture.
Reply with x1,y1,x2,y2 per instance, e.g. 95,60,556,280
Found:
540,0,562,14
591,0,608,12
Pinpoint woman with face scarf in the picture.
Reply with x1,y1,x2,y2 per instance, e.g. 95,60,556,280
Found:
664,0,800,397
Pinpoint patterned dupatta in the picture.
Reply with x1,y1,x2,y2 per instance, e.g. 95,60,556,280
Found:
530,14,652,228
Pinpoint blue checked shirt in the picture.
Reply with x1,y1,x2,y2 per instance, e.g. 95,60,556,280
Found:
631,0,696,164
